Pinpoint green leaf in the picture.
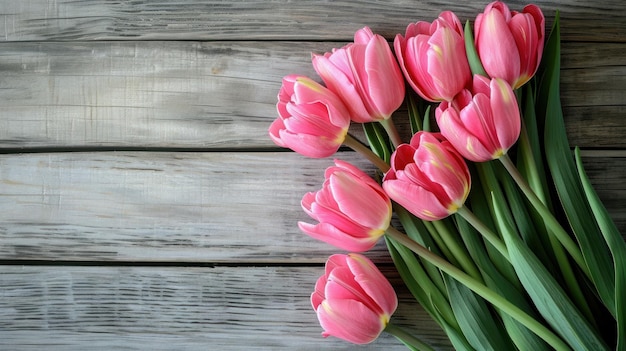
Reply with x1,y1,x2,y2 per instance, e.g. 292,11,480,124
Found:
395,206,447,294
464,20,487,76
470,162,520,287
422,105,431,132
444,275,516,351
432,309,476,351
492,192,609,350
575,148,626,350
385,235,458,332
454,215,551,351
363,122,391,163
536,12,616,316
407,92,423,134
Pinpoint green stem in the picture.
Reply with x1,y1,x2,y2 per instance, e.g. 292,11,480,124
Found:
385,323,436,351
431,220,483,282
498,154,590,279
384,227,571,351
343,133,390,172
380,117,404,148
456,206,511,263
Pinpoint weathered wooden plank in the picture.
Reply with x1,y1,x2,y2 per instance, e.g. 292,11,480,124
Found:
0,151,623,263
0,151,387,262
0,41,624,149
0,265,453,350
0,0,624,42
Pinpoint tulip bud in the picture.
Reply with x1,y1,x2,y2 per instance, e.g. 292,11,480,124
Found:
383,132,471,221
299,160,392,252
394,11,471,102
474,1,545,89
435,75,521,162
312,27,405,123
269,75,351,158
311,253,398,344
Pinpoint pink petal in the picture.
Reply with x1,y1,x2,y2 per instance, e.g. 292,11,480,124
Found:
347,254,398,316
268,118,287,147
489,78,520,152
325,254,349,275
415,146,467,204
438,11,464,34
325,266,364,301
508,13,540,87
389,143,417,171
308,201,372,238
298,222,378,252
354,26,375,45
427,27,469,101
316,299,384,344
312,53,370,122
476,9,520,85
277,129,341,158
301,191,316,217
460,94,499,150
436,108,493,162
311,274,327,309
383,179,450,220
328,171,391,230
362,35,405,118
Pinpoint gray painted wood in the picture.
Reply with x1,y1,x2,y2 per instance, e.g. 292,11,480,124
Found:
0,151,623,263
0,265,453,350
0,0,624,42
0,41,623,149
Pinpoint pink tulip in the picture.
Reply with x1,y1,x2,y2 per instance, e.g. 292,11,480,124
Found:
475,1,545,89
394,11,471,102
435,75,521,162
269,75,351,158
383,132,470,221
312,27,405,123
299,160,392,252
311,253,398,344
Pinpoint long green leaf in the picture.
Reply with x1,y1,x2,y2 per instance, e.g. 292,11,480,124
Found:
516,84,558,263
463,20,487,76
363,122,391,163
444,275,516,351
385,235,458,332
395,206,447,294
575,148,626,350
455,215,551,351
492,193,609,350
431,305,476,351
537,12,616,316
471,162,520,288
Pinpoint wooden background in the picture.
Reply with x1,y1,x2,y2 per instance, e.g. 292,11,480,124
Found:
0,1,624,350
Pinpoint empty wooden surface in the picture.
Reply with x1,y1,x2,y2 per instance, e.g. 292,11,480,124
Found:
0,1,624,350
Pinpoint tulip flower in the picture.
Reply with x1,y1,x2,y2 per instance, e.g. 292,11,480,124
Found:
383,132,470,221
312,27,405,123
299,160,392,252
474,1,545,89
394,11,471,102
269,75,351,158
311,253,398,344
435,75,521,162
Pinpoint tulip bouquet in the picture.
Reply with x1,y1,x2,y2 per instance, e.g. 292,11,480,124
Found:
269,2,625,350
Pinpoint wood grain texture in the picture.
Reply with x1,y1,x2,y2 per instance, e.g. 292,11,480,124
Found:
0,265,453,350
0,151,623,263
0,0,624,42
0,41,624,149
0,151,386,263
